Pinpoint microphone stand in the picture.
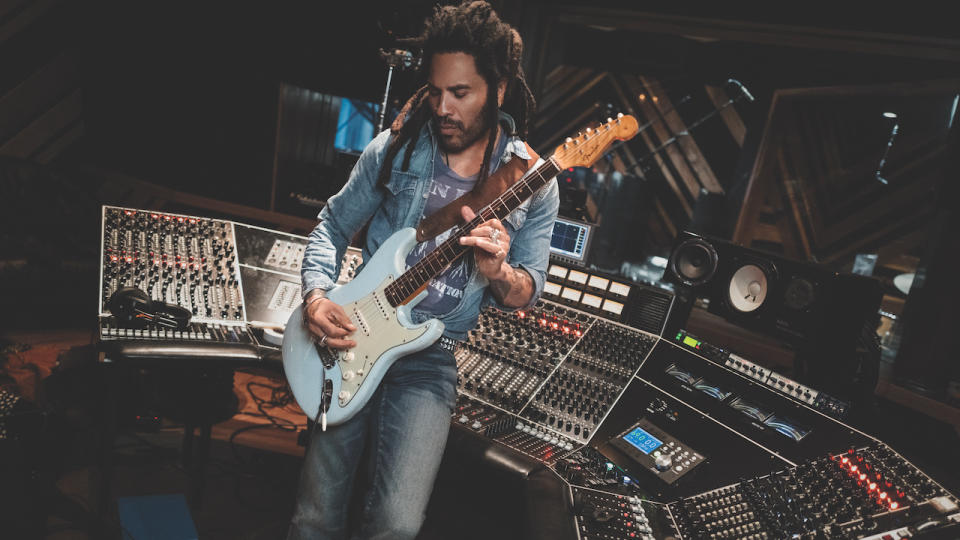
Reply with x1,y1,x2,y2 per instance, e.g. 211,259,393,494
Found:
376,48,419,133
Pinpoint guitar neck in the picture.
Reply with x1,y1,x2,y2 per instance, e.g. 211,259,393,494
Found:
385,156,561,307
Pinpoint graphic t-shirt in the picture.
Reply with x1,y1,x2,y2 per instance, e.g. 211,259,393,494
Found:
406,136,508,315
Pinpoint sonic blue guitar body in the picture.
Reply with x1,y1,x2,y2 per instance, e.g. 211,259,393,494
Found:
282,227,444,426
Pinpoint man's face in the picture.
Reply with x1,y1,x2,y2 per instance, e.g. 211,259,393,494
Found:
427,52,497,154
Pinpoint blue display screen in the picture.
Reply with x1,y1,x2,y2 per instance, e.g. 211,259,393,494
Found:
622,426,664,455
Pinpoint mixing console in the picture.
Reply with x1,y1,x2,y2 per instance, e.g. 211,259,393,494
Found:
455,301,585,413
95,206,363,364
451,394,578,465
455,299,659,446
100,207,244,321
522,319,657,443
570,487,675,540
669,444,958,539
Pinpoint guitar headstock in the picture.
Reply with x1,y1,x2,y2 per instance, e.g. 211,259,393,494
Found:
551,113,639,170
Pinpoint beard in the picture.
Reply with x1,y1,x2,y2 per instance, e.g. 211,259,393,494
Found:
434,99,497,154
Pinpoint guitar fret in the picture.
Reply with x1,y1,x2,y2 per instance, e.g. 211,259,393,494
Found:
492,202,508,220
428,254,444,274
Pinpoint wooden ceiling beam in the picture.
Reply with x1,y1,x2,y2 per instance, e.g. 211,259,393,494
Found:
536,70,609,130
704,84,746,147
734,91,787,245
821,210,933,265
553,8,960,62
622,75,706,204
639,76,725,194
607,75,693,218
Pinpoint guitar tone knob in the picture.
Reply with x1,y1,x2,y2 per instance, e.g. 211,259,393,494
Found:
342,370,355,381
338,390,351,401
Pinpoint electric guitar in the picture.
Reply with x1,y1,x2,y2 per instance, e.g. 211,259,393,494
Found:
282,113,640,428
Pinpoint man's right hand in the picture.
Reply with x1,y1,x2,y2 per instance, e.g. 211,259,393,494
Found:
303,297,357,349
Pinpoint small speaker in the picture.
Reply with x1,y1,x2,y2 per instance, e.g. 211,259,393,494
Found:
664,231,880,346
669,236,718,287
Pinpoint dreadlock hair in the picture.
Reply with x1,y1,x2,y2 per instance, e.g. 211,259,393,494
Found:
376,0,537,189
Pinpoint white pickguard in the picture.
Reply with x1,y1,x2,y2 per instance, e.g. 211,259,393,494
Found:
282,228,444,426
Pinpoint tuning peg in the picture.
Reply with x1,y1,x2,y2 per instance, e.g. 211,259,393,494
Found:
617,112,624,121
585,127,592,134
607,117,613,124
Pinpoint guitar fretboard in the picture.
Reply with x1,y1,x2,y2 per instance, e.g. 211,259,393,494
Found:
384,156,561,307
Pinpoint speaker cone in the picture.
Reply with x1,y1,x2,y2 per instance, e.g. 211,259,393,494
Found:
728,264,770,313
670,238,718,287
784,277,816,311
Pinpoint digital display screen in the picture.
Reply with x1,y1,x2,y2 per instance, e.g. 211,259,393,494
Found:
622,426,664,455
550,218,592,261
683,336,701,348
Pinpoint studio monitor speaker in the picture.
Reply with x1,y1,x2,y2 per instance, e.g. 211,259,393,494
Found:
664,231,881,347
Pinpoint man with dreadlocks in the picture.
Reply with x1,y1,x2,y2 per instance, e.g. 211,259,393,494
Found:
289,2,558,538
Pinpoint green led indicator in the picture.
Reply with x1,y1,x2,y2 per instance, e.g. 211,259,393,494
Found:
683,336,700,348
675,332,683,341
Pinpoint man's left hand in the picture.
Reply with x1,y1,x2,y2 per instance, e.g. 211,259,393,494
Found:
458,205,510,281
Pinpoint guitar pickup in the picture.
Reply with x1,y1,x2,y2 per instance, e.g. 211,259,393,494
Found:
351,307,371,336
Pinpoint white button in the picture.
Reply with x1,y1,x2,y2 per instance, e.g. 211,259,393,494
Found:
674,465,683,472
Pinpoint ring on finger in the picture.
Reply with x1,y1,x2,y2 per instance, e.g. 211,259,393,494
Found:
319,334,328,346
490,228,501,243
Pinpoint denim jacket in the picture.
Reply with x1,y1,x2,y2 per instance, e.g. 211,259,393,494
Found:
301,112,560,340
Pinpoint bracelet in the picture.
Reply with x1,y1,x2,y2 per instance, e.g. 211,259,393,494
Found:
304,291,329,308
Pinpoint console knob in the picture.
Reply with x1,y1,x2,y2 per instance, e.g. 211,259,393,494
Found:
655,454,672,472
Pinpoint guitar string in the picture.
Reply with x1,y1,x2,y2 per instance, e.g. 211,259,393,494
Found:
385,156,560,306
386,163,549,305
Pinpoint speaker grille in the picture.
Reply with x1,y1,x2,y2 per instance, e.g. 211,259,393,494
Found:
670,237,718,287
626,288,674,335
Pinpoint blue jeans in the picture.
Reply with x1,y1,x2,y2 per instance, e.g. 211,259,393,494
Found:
287,343,458,540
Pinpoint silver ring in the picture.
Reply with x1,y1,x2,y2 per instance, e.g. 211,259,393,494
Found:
490,228,501,244
319,334,328,346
